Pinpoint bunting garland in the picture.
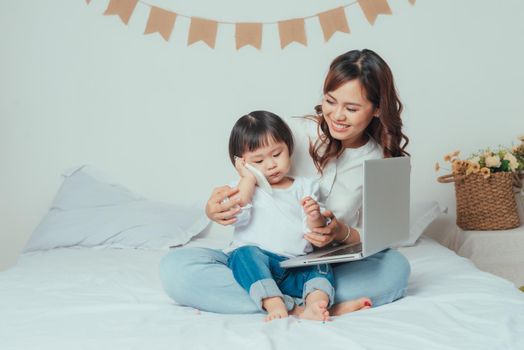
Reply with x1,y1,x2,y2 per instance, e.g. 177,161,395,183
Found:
87,0,416,49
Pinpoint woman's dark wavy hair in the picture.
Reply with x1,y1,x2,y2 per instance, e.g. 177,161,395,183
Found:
310,49,409,173
228,110,294,165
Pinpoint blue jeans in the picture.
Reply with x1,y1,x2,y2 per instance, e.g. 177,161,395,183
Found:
159,246,410,314
227,246,335,311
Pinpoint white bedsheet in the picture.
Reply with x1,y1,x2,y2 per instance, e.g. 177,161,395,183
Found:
1,237,523,350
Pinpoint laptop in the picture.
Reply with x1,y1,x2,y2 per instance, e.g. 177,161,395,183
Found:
280,156,410,268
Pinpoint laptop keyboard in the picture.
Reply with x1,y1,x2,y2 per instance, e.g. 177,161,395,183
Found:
320,243,362,258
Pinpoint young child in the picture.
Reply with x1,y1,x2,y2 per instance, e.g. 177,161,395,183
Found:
224,110,354,322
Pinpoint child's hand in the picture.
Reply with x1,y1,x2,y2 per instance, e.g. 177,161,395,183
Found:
234,157,256,182
301,196,321,221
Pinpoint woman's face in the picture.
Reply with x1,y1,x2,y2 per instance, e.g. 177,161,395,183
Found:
321,79,378,148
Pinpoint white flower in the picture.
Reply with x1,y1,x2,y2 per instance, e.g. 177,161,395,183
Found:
503,153,519,171
485,155,501,168
469,156,481,165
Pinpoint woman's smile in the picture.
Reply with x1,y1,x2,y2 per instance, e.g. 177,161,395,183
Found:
330,121,351,132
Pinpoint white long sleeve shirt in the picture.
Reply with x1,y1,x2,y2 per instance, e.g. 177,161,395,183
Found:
286,116,384,232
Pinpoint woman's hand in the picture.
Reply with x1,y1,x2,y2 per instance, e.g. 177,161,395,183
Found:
304,210,341,248
205,186,241,226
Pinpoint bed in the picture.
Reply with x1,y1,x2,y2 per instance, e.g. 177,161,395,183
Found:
1,166,524,350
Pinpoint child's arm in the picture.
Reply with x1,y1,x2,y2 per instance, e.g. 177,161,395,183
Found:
301,196,327,229
235,158,257,207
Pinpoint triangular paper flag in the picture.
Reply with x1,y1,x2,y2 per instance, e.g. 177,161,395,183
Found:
318,7,350,42
188,17,218,48
357,0,392,25
144,7,177,41
278,18,307,49
236,23,262,50
104,0,138,25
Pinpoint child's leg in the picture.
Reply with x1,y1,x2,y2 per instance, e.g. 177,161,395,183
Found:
299,264,371,318
300,264,334,321
278,263,334,321
261,297,287,322
227,246,293,321
299,289,331,322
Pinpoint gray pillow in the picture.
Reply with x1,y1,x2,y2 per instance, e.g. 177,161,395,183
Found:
24,165,209,252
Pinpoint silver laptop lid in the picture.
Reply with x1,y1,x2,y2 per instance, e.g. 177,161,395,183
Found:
362,157,410,257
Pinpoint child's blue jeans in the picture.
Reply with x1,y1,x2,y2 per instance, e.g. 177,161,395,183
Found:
227,245,335,311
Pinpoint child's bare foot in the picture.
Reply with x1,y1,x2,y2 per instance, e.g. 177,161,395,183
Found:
262,297,289,322
298,299,330,322
289,305,304,317
330,297,372,316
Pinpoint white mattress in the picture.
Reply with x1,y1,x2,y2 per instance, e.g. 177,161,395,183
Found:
1,236,523,350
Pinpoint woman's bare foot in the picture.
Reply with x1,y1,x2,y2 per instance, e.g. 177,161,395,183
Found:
330,297,372,316
262,297,289,322
298,299,330,322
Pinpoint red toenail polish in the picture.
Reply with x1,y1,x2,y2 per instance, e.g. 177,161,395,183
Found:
364,301,372,307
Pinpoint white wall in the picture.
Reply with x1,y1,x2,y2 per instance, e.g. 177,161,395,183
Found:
1,0,523,270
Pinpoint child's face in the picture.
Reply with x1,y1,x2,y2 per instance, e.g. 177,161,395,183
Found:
242,138,291,185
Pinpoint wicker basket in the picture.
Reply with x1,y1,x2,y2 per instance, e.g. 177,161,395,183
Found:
438,172,522,230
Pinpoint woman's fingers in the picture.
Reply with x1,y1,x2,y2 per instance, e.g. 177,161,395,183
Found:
310,225,332,235
215,205,241,221
217,195,241,212
206,186,240,221
217,216,238,226
304,232,331,247
304,214,338,247
322,210,335,220
213,186,239,203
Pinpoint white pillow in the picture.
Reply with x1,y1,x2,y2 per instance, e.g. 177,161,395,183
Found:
399,200,444,247
24,165,210,252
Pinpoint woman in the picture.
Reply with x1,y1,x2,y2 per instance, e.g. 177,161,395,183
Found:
160,49,411,314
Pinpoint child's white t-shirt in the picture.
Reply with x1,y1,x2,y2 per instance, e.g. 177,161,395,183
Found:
224,176,322,258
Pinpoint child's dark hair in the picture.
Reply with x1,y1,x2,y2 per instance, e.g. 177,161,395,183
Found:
228,111,294,165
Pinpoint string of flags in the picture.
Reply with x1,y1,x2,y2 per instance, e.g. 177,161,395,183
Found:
85,0,416,49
